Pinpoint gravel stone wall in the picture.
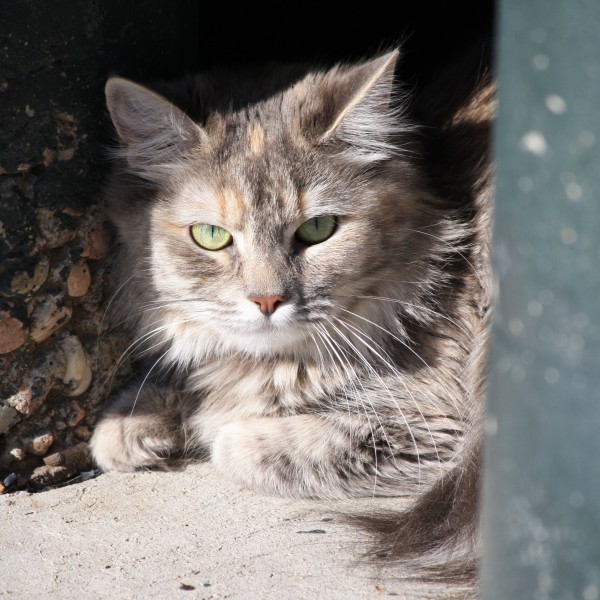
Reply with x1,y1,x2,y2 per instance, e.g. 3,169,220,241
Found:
0,0,200,491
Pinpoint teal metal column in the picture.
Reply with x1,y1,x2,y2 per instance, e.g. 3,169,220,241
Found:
481,1,600,598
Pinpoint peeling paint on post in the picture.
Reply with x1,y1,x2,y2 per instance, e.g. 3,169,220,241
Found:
482,0,600,597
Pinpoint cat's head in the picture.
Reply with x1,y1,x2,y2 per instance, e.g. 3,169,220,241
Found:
105,50,443,362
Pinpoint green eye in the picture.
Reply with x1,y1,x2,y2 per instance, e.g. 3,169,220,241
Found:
295,216,336,245
191,224,232,250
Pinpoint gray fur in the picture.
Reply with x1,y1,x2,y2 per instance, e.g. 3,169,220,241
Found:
91,48,494,592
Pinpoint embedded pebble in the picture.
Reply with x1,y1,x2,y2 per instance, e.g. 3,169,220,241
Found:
81,228,111,260
67,261,92,296
67,400,86,427
5,356,63,415
0,405,20,434
0,310,27,354
73,425,91,441
42,147,56,166
43,451,64,467
29,294,72,343
9,448,26,461
5,388,35,415
10,254,50,295
61,336,92,396
36,208,76,249
27,432,55,456
58,147,75,161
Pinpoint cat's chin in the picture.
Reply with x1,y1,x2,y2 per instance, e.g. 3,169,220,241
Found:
161,314,314,364
225,323,312,358
214,303,314,357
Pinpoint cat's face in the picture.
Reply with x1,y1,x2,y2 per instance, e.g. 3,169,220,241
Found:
147,137,414,357
107,51,437,360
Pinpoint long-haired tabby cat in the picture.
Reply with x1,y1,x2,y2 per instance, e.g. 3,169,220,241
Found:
91,44,494,593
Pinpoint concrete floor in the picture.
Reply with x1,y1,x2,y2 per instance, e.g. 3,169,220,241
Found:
0,462,468,599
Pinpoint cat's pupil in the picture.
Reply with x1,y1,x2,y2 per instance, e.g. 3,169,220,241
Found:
295,215,336,245
190,223,232,250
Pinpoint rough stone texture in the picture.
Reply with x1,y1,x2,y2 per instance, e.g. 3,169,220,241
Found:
0,0,201,490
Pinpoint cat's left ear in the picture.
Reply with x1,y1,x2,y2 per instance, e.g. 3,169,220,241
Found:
309,49,406,162
105,77,205,180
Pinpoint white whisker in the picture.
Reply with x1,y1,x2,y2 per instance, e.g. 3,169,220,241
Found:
332,315,444,477
406,227,483,287
336,305,465,424
130,349,171,417
327,318,424,478
314,323,394,496
354,294,471,339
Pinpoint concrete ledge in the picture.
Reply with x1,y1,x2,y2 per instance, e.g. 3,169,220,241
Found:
0,463,465,599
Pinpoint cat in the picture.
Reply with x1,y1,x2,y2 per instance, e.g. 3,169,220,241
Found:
90,45,494,593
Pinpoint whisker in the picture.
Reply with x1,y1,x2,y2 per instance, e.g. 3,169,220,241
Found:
336,305,465,424
314,323,383,496
405,227,483,287
96,273,136,347
130,349,171,417
327,318,424,479
310,325,372,477
353,294,471,339
332,315,443,477
311,327,353,417
335,313,458,422
104,316,212,402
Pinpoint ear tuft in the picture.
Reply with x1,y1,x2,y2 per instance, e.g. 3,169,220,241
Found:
305,49,412,163
319,50,400,141
105,77,203,180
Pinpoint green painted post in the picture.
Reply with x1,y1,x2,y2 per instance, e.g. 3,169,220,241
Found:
481,1,600,598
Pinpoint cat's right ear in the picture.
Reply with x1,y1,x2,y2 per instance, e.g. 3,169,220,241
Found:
105,77,205,179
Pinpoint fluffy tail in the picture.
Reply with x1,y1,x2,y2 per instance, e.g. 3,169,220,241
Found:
352,437,481,587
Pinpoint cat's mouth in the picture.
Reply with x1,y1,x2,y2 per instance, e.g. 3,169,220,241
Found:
226,323,311,356
219,304,314,354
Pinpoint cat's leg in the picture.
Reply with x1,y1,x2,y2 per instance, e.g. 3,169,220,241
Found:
211,414,447,499
90,383,192,472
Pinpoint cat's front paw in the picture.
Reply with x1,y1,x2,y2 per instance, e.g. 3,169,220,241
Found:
90,413,180,472
211,418,325,497
211,420,276,494
90,384,185,472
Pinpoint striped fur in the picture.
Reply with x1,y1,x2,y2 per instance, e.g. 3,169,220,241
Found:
91,48,494,593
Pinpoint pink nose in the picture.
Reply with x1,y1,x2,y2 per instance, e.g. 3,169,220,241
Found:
249,294,286,315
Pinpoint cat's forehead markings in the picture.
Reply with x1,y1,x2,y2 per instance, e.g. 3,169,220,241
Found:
301,183,341,216
214,188,228,219
170,182,232,227
222,186,250,225
247,123,265,155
